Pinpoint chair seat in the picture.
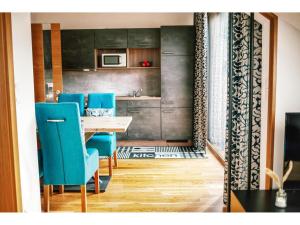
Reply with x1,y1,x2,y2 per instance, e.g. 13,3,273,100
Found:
86,133,116,157
85,148,99,183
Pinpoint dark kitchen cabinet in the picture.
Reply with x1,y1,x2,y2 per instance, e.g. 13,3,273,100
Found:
161,107,193,140
95,29,128,49
161,55,194,108
61,29,95,69
127,107,161,140
161,26,195,56
43,30,52,70
127,99,161,108
128,28,160,48
116,101,128,140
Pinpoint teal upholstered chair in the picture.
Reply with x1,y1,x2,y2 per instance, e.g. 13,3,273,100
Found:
58,93,85,116
38,150,43,178
86,93,117,176
35,103,99,212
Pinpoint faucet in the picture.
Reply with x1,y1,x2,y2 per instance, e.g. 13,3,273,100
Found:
133,88,143,97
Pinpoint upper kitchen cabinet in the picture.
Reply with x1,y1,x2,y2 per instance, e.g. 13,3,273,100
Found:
95,29,128,49
161,26,195,56
61,29,95,69
128,28,160,48
43,30,52,70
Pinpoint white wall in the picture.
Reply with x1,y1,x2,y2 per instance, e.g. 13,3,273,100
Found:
273,16,300,182
11,13,41,212
31,13,193,29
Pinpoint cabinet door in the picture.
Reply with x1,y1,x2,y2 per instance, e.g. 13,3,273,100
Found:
161,107,192,140
161,55,194,108
161,26,195,56
127,108,161,140
61,29,95,69
95,29,127,49
116,101,128,140
128,28,160,48
127,99,161,108
43,30,52,70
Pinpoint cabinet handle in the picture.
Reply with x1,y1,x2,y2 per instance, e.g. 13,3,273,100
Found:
162,110,174,113
137,43,150,46
103,44,117,47
128,110,140,113
162,51,174,55
162,100,174,105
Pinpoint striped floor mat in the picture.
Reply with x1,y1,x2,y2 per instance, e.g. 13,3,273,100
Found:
114,146,207,159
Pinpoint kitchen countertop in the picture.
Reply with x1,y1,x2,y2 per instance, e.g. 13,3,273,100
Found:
116,96,161,101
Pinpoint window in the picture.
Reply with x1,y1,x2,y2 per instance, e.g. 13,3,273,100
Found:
208,13,229,157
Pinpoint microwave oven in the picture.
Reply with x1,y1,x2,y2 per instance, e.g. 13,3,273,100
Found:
101,53,127,67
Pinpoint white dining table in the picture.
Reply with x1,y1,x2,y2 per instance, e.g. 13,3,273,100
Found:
82,116,132,142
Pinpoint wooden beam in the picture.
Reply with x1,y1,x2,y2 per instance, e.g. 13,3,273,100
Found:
260,13,278,190
51,23,63,101
31,23,46,102
0,13,22,212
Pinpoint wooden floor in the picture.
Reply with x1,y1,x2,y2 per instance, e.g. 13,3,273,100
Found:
41,149,224,212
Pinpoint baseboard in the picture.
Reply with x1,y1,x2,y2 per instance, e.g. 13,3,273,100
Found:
207,141,225,167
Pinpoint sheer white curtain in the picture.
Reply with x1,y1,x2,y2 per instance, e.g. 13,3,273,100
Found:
208,13,228,153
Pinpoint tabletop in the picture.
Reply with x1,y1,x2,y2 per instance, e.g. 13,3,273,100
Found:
82,116,132,133
231,190,300,212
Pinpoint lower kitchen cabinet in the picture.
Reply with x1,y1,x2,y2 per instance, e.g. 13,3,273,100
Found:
116,101,128,140
127,107,161,140
161,107,193,140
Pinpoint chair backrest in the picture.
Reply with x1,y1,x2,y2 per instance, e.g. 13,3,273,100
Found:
35,103,87,185
58,93,85,116
87,93,116,116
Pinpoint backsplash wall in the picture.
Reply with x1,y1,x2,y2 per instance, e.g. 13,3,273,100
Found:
62,69,161,96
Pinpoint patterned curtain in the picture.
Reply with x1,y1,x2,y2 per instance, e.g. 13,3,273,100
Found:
192,13,209,151
224,13,262,204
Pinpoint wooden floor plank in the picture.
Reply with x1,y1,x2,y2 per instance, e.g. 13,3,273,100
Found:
41,151,224,212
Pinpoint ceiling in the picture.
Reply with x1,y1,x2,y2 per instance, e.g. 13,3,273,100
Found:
277,13,300,31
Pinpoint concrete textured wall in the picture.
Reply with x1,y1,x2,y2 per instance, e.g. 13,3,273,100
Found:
62,69,161,96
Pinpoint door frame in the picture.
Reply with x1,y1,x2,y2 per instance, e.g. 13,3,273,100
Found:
206,13,278,190
0,12,22,212
260,13,278,190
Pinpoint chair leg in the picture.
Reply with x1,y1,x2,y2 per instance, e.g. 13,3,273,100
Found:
94,169,99,194
81,185,87,213
44,185,50,212
108,157,113,176
58,185,64,194
50,185,53,196
113,150,118,168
